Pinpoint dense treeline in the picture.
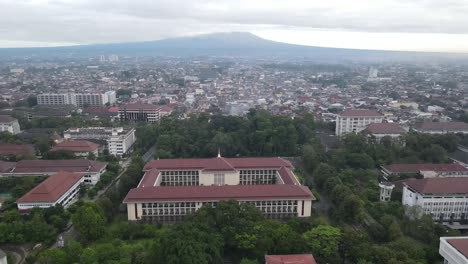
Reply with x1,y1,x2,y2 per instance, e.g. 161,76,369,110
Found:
301,132,462,263
136,110,316,158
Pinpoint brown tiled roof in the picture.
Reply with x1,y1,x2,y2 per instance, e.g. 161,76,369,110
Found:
138,169,160,188
124,184,314,203
382,163,468,174
416,122,468,132
12,159,107,174
339,109,382,117
365,123,405,134
51,140,99,153
0,115,17,123
447,238,468,258
265,254,317,264
144,157,292,171
16,171,83,203
119,104,161,111
0,160,15,173
404,178,468,194
0,144,34,156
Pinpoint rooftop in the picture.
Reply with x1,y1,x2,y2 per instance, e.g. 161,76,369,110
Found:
339,109,382,117
119,103,161,111
124,184,314,203
382,163,468,174
265,254,317,264
416,122,468,132
16,171,83,203
447,237,468,259
0,144,35,156
365,123,405,134
51,140,99,152
0,115,17,123
12,159,107,174
144,157,292,171
404,177,468,195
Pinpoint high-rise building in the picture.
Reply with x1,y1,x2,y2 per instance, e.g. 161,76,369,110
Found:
335,109,383,135
108,54,119,62
99,55,106,62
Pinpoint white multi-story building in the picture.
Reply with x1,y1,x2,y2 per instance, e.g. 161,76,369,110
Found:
0,115,21,134
402,178,468,222
63,127,136,157
37,91,116,107
118,104,173,123
335,109,383,135
439,237,468,264
124,156,315,223
16,171,84,210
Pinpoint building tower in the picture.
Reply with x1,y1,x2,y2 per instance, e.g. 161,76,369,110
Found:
379,182,395,202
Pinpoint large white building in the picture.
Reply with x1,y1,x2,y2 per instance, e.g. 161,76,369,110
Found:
16,171,83,211
63,127,136,157
0,115,21,135
439,237,468,264
118,104,173,123
37,91,116,107
402,178,468,222
124,156,315,223
335,109,383,135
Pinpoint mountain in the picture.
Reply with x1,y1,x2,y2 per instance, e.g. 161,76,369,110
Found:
0,32,466,62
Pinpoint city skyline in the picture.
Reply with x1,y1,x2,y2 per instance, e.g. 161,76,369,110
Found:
0,0,467,52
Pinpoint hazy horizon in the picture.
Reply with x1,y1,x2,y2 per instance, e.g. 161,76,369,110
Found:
1,0,468,53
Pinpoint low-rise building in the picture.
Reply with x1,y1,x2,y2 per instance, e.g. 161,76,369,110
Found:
363,123,406,144
51,140,99,157
16,171,83,211
335,109,383,135
381,163,468,178
118,104,173,123
265,254,317,264
0,144,35,158
63,127,136,157
414,122,468,134
439,237,468,264
1,159,107,185
124,156,314,223
0,115,21,134
402,178,468,222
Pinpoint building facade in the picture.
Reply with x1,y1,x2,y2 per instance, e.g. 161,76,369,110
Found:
0,116,20,135
63,127,136,157
402,178,468,222
439,237,468,264
118,104,173,123
37,91,116,107
16,171,83,210
124,157,315,223
335,109,383,135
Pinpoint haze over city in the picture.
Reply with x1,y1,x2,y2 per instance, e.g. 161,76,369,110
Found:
1,0,468,52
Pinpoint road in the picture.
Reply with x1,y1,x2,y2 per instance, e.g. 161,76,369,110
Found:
50,144,156,249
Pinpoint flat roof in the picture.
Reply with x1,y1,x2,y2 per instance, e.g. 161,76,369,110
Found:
17,171,83,203
124,184,314,203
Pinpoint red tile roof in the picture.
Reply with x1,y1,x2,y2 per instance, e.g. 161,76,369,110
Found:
416,122,468,132
51,140,99,153
265,254,317,264
365,123,405,134
0,144,35,156
124,184,314,203
404,178,468,195
0,115,17,123
0,160,15,173
16,171,83,204
339,109,382,117
138,169,160,188
144,157,292,171
447,238,468,258
12,159,107,174
119,104,161,111
382,163,468,174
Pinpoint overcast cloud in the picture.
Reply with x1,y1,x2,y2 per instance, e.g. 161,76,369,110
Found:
1,0,468,51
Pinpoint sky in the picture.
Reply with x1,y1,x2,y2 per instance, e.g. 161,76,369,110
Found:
1,0,468,52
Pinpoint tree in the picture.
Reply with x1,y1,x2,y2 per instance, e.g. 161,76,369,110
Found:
302,145,320,173
72,203,106,242
42,150,76,160
64,240,83,263
420,144,447,163
37,249,68,264
302,225,341,260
